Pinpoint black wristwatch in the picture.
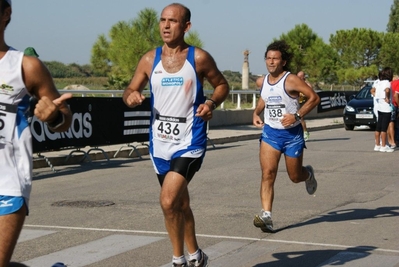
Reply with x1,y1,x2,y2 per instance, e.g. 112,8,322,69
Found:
205,99,217,110
294,112,302,121
46,111,65,130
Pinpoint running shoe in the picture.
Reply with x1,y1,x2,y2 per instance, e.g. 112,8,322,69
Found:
374,145,381,151
188,249,209,267
304,131,310,142
173,263,187,267
380,146,394,152
305,165,317,195
389,144,396,149
51,263,67,267
253,214,274,233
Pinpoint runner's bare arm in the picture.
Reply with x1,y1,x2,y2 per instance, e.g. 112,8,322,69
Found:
23,56,72,132
286,74,320,118
123,51,154,108
194,48,229,120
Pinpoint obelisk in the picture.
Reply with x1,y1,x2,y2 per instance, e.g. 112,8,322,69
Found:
242,50,250,90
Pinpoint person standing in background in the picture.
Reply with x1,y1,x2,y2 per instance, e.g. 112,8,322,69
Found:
0,1,72,266
390,75,399,147
123,3,229,266
370,67,394,152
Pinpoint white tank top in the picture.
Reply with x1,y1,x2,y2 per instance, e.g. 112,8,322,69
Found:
374,79,392,113
260,72,300,129
0,48,33,200
149,46,207,160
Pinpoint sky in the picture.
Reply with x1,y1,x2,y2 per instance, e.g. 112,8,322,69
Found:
6,0,394,75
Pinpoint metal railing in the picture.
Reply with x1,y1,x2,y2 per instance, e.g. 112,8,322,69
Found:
58,89,260,110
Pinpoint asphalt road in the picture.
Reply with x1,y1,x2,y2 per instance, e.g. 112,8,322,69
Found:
12,127,399,267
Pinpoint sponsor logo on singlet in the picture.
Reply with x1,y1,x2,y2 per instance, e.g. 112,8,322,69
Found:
161,77,184,86
268,96,282,103
0,83,14,94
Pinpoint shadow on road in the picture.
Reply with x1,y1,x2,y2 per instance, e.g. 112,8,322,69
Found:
32,157,150,181
275,206,399,233
253,246,377,267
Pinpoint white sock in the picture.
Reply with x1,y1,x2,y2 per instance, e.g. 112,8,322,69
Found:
172,255,186,265
262,210,272,218
188,249,200,262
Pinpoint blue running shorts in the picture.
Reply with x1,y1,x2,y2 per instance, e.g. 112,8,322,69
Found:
261,124,305,158
0,196,26,215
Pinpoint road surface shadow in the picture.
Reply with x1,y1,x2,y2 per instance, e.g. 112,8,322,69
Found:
253,246,377,267
275,206,399,233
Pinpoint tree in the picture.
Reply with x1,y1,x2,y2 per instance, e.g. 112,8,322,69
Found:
276,24,340,85
44,61,89,78
91,35,111,77
185,31,203,47
329,28,382,85
278,24,319,73
379,32,399,74
387,0,399,33
90,8,204,89
303,38,339,86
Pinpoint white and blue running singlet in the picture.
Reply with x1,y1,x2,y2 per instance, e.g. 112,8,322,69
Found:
260,71,300,129
0,48,32,205
149,46,207,175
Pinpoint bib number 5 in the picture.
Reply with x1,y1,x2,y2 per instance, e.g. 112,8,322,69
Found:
0,102,17,144
0,112,5,130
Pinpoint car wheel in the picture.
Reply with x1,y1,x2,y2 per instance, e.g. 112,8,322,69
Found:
344,123,355,130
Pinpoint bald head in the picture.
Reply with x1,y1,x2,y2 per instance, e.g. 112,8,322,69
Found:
162,3,191,23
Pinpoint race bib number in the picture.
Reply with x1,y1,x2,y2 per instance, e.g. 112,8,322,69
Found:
266,104,286,122
153,114,186,143
0,102,17,144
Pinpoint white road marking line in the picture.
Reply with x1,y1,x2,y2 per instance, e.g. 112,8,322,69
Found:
18,229,57,243
22,234,164,267
24,224,399,254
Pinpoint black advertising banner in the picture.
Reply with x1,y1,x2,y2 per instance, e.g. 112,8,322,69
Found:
31,97,151,153
317,91,358,113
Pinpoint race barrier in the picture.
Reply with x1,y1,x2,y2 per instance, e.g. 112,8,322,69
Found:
31,97,151,162
317,90,357,113
30,90,357,169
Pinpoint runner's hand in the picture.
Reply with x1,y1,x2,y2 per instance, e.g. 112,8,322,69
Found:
34,93,72,122
125,91,146,108
196,103,212,121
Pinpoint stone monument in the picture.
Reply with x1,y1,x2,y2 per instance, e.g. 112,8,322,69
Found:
242,50,250,90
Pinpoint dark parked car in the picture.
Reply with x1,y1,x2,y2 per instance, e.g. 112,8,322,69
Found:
343,85,376,130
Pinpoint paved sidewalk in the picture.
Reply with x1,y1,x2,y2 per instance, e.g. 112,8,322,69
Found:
33,117,343,170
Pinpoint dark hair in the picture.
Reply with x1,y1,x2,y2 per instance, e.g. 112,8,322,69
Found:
0,0,11,27
265,40,292,71
166,3,191,23
380,67,393,81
